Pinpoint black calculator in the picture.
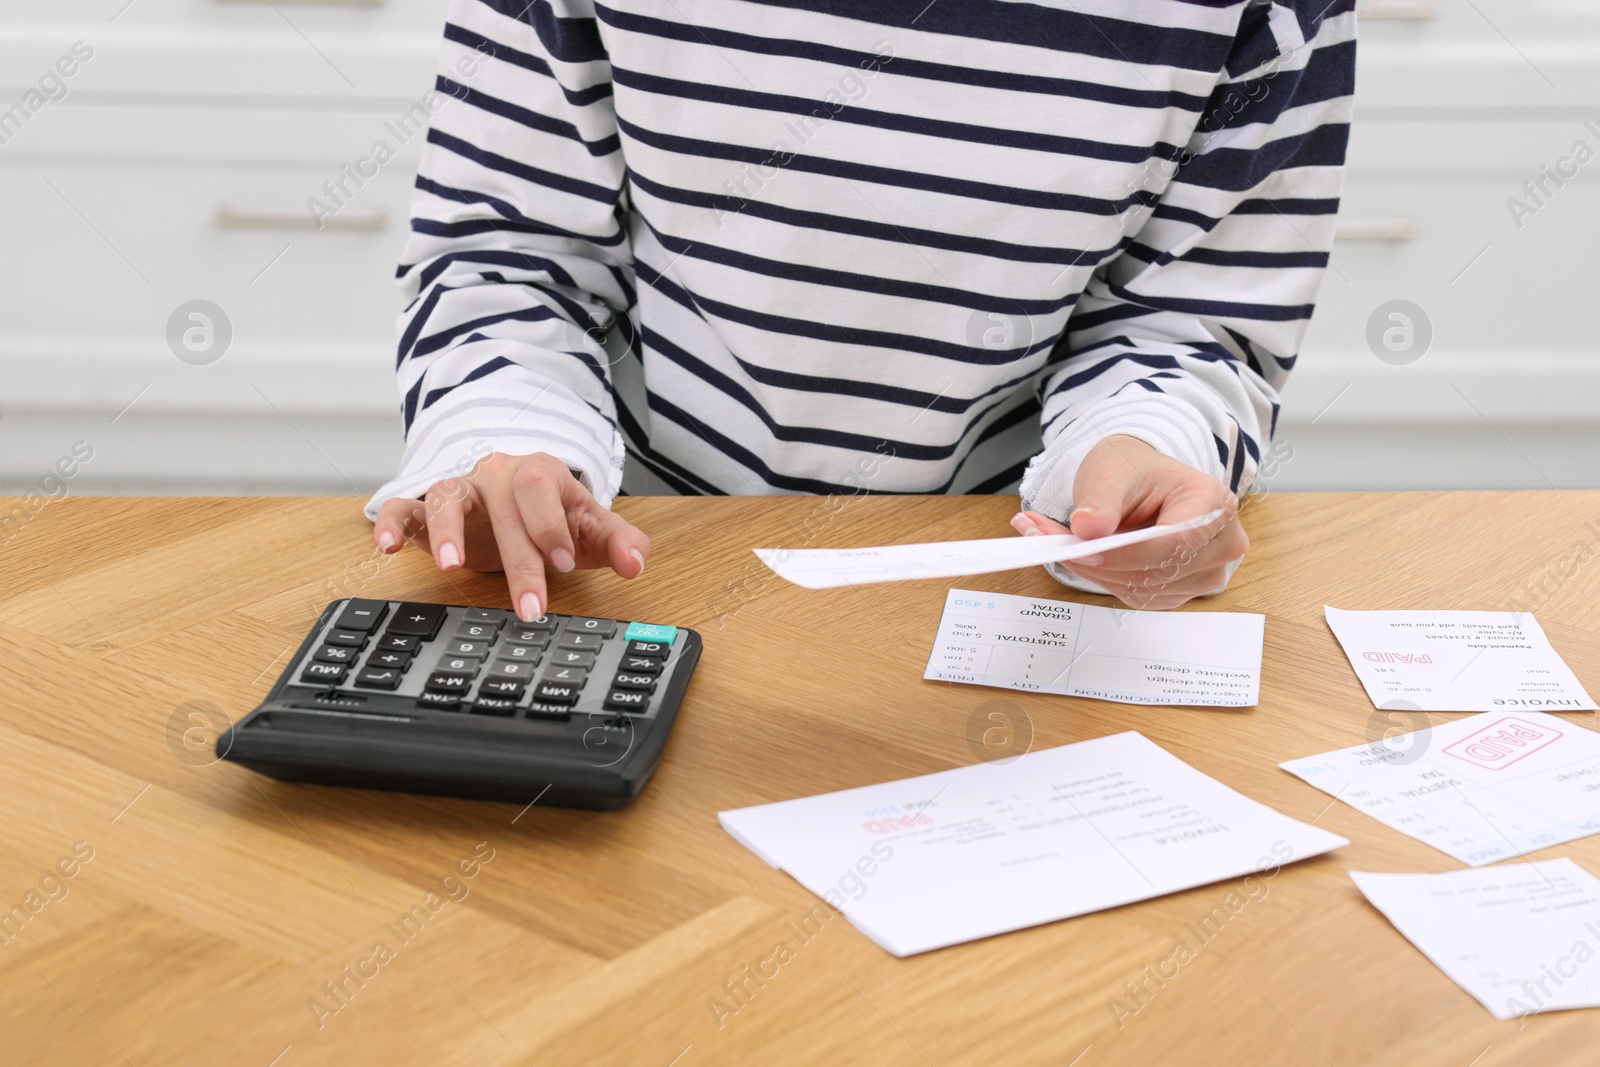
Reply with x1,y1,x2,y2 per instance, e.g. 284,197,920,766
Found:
217,598,702,810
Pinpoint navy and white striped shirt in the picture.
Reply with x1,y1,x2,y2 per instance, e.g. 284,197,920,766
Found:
366,0,1355,535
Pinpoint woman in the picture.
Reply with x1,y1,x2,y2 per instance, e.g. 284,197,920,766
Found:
368,0,1355,620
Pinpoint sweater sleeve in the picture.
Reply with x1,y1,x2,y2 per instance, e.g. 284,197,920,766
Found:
1018,0,1356,589
364,0,632,520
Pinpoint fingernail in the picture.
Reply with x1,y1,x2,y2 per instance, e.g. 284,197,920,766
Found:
628,548,646,576
377,530,397,552
550,547,575,573
1070,506,1097,526
438,542,461,569
1010,513,1040,537
1078,553,1105,567
518,591,541,621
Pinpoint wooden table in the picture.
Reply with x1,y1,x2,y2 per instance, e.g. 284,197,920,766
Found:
3,491,1600,1066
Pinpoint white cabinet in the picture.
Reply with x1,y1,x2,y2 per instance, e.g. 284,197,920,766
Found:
0,0,447,493
1280,1,1600,490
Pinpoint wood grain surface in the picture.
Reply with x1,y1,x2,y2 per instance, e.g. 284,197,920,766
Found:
2,491,1600,1066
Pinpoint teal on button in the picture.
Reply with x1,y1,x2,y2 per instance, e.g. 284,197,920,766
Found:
624,622,677,644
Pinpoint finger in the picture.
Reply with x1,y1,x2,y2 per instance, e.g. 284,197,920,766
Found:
479,475,548,622
509,457,580,574
1070,496,1241,574
1011,511,1070,537
1067,440,1162,541
424,477,473,572
572,503,652,578
374,498,425,554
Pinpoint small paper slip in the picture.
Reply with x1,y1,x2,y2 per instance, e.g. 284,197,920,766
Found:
925,588,1265,706
719,731,1347,957
1351,860,1600,1020
1324,606,1595,712
752,509,1223,590
1281,712,1600,866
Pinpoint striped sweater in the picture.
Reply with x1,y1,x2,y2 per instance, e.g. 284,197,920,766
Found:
366,0,1356,544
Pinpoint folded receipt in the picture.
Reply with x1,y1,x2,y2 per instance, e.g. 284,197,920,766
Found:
753,509,1225,590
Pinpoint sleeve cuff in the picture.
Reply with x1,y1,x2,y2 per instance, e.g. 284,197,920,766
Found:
363,376,625,521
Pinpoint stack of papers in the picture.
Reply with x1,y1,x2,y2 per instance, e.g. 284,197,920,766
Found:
924,588,1265,706
1324,607,1595,712
720,732,1347,957
1281,712,1600,866
1352,860,1600,1020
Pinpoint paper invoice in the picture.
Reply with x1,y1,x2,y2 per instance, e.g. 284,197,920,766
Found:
1282,712,1600,866
752,509,1224,589
1324,606,1595,712
924,588,1265,706
1351,860,1600,1020
720,731,1347,957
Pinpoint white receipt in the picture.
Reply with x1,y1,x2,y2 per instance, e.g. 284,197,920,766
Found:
719,731,1347,957
752,509,1224,589
1281,712,1600,866
1324,606,1595,713
924,588,1264,706
1351,860,1600,1020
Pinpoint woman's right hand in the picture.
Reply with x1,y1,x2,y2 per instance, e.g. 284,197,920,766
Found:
372,452,650,621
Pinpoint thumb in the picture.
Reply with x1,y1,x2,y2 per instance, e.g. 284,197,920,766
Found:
1068,443,1153,539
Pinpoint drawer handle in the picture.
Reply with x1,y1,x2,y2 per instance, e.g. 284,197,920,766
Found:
1334,218,1417,242
215,207,388,233
215,0,385,7
1359,0,1437,20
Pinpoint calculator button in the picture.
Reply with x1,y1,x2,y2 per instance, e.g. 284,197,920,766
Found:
426,671,474,692
436,656,482,673
490,659,539,680
368,651,412,670
525,702,571,722
612,671,657,691
498,643,542,662
564,617,618,637
377,633,420,653
325,629,369,648
462,608,508,627
542,665,588,685
313,644,357,665
625,640,670,658
624,622,677,645
619,655,663,675
354,667,404,690
386,602,446,637
521,615,559,633
558,632,604,652
334,599,389,632
454,623,500,643
504,628,552,647
479,678,526,697
444,639,493,658
416,691,461,712
533,681,581,705
548,649,597,669
604,689,650,712
470,696,519,716
301,661,348,684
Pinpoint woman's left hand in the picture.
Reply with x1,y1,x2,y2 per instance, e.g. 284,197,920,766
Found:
1011,435,1247,610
